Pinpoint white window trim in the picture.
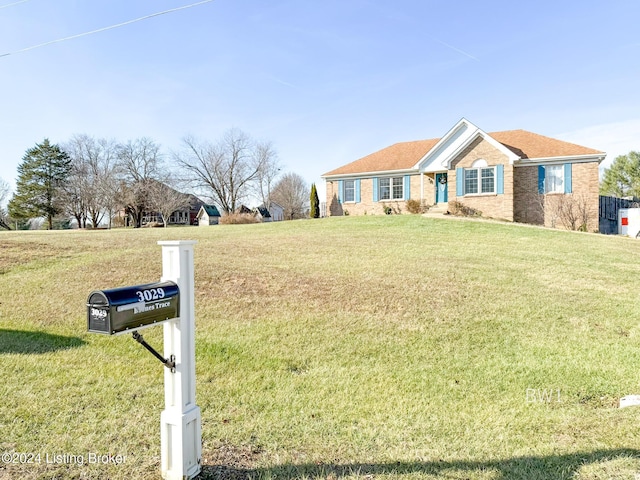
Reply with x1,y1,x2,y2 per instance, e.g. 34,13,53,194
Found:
379,176,404,201
463,166,496,196
545,165,564,194
343,179,356,203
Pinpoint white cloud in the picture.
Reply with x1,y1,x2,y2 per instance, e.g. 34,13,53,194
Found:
557,119,640,170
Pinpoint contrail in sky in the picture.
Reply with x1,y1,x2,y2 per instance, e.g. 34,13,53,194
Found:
430,37,480,61
0,0,215,58
0,0,31,9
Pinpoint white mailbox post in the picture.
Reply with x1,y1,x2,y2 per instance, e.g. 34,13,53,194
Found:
87,240,202,479
158,240,202,480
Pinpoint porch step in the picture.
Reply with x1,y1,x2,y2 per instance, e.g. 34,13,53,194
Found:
427,204,449,215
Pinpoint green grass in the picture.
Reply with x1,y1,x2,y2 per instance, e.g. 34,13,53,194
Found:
1,216,640,479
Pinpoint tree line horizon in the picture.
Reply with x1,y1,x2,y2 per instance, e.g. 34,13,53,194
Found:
0,128,321,230
1,132,637,230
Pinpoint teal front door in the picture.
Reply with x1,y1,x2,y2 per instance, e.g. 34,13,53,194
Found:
435,173,448,203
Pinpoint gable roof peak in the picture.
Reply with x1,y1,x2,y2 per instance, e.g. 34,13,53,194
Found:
417,118,520,172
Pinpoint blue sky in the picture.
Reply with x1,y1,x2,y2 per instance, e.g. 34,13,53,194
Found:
1,0,639,203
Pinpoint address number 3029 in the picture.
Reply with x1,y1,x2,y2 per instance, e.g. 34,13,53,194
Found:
136,288,166,302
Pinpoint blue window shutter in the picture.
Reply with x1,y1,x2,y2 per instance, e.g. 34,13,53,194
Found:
564,163,572,193
456,168,464,196
538,166,546,194
355,179,361,203
496,164,504,195
404,175,411,200
373,177,379,202
337,180,343,203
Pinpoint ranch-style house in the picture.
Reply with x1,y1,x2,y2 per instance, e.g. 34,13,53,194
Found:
322,118,605,230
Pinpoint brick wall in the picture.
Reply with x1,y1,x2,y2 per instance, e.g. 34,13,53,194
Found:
448,137,515,221
571,162,600,231
513,166,543,225
325,174,434,216
513,162,600,231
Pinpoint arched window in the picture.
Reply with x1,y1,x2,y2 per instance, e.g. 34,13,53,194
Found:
471,159,488,168
463,159,495,194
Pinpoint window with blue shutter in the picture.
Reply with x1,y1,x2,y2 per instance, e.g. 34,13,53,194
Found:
373,178,379,202
496,164,504,195
456,165,503,196
343,180,355,202
538,166,546,194
377,177,404,200
355,179,361,203
337,180,343,203
564,163,572,194
456,168,464,196
404,175,411,200
539,164,572,194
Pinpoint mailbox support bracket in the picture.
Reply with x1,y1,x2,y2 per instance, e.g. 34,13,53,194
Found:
132,331,176,373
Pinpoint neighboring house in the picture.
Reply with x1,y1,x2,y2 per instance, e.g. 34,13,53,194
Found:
142,185,205,226
196,205,221,226
254,206,272,222
257,202,285,222
322,118,605,230
184,194,206,225
269,202,285,221
119,185,204,227
236,205,253,215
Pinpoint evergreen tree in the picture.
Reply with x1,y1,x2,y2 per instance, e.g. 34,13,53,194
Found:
8,139,72,230
600,151,640,198
310,183,320,218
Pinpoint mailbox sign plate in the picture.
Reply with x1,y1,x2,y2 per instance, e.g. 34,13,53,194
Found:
87,281,180,335
88,304,110,333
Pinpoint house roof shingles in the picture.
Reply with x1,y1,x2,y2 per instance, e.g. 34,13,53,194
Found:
323,139,439,176
202,205,220,217
490,130,603,159
323,129,604,177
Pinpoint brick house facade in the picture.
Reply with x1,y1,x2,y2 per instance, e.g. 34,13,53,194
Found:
322,119,605,230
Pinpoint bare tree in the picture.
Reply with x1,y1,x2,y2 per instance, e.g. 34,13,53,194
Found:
557,194,592,231
63,140,89,228
116,138,163,228
89,139,118,227
64,135,118,228
531,192,593,231
147,180,192,227
176,129,273,214
529,193,562,228
101,179,126,229
272,172,309,220
0,177,11,230
576,194,593,231
63,176,87,228
253,141,280,208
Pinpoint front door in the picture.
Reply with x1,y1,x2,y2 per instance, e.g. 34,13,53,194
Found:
435,173,448,203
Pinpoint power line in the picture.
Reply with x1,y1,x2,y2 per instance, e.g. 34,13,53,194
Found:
0,0,31,10
0,0,215,58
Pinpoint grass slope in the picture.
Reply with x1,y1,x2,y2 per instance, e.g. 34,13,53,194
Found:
0,216,639,479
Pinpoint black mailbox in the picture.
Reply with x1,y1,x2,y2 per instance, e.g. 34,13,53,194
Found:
87,281,180,335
